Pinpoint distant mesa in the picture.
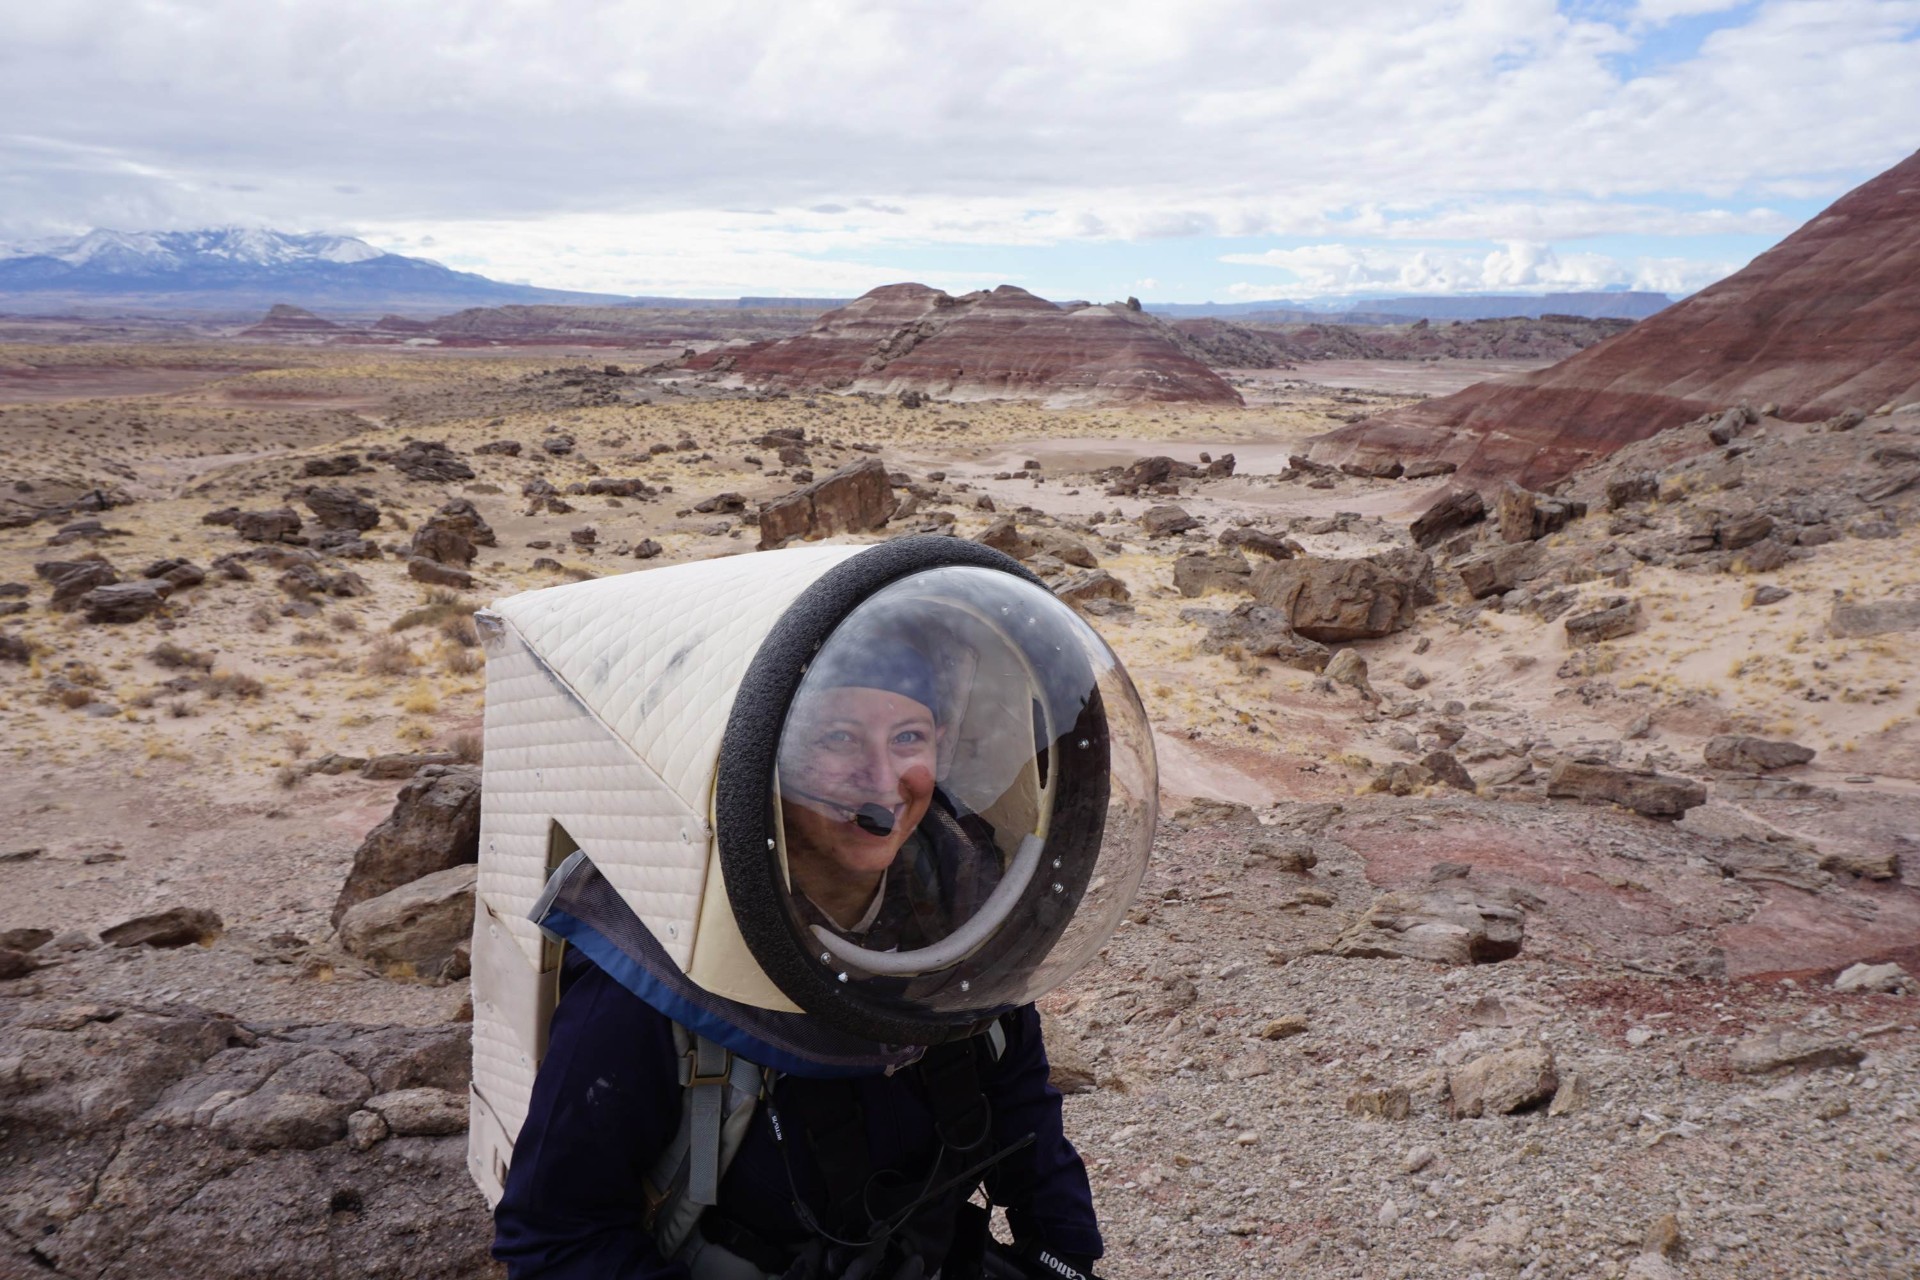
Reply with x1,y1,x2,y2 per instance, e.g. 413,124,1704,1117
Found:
683,283,1243,407
239,304,344,339
1306,147,1920,489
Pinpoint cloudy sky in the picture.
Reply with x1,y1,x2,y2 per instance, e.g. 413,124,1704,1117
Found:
3,0,1918,302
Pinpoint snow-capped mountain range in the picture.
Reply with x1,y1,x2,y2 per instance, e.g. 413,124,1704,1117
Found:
0,227,628,314
1,228,390,271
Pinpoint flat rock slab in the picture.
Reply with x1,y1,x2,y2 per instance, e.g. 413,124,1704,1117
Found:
1730,1030,1865,1074
1331,888,1524,965
100,907,224,948
338,864,477,972
1547,760,1706,819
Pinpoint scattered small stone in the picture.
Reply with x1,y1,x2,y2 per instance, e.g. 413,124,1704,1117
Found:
1449,1042,1557,1117
1547,1071,1591,1116
346,1108,391,1151
1260,1015,1309,1040
1833,962,1910,994
1346,1086,1412,1120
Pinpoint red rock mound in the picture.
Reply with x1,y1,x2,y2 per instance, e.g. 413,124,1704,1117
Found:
1306,148,1920,489
239,304,344,340
684,283,1242,406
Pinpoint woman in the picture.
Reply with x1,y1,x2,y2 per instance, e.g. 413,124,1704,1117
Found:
492,648,1105,1280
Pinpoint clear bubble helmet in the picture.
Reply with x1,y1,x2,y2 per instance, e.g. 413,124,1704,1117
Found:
728,563,1156,1045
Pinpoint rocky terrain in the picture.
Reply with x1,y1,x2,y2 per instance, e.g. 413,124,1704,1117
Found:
0,325,1915,1278
238,302,825,348
1306,147,1920,489
1170,315,1634,370
684,283,1243,407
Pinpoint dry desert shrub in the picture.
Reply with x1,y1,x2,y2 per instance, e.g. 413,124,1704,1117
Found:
361,637,416,677
449,730,483,763
275,763,305,790
391,588,476,634
441,642,483,676
438,612,480,648
290,629,333,648
202,670,265,700
400,681,440,715
247,603,279,633
330,610,362,632
148,640,215,672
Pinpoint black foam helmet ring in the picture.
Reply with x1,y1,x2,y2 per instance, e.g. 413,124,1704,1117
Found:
714,537,1111,1047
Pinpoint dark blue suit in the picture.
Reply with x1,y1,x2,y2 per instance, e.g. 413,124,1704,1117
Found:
493,955,1104,1277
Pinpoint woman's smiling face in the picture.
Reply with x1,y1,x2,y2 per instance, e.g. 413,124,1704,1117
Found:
780,685,940,878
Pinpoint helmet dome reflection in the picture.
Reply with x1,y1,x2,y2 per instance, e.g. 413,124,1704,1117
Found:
762,565,1155,1037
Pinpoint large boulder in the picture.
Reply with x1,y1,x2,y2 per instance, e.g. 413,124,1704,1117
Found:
1454,542,1543,599
331,766,481,926
1140,504,1200,536
1111,456,1201,494
1496,483,1584,542
1053,569,1131,607
35,556,119,610
233,508,304,543
757,459,896,549
389,440,475,483
1703,735,1815,772
1331,888,1524,965
1172,550,1252,597
78,580,171,624
1249,548,1431,642
407,557,474,589
1547,760,1706,819
1186,601,1331,672
409,498,495,567
1829,598,1920,638
338,864,477,973
1218,526,1299,560
1564,597,1644,644
1409,487,1486,548
299,486,381,532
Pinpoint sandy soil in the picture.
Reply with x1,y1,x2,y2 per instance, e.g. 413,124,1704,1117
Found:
1,338,1914,1278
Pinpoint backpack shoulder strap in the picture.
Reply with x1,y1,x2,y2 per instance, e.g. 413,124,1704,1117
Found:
645,1024,765,1258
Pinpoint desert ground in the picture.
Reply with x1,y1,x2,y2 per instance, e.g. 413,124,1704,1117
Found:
2,339,1915,1279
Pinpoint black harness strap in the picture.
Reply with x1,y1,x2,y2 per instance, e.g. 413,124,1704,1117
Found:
916,1036,994,1155
796,1078,877,1231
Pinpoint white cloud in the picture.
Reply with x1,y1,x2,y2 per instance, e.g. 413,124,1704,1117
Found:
1634,0,1748,24
1219,239,1746,296
0,0,1912,295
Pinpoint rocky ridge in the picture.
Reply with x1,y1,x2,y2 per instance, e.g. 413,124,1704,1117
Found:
684,284,1243,407
1304,147,1920,489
